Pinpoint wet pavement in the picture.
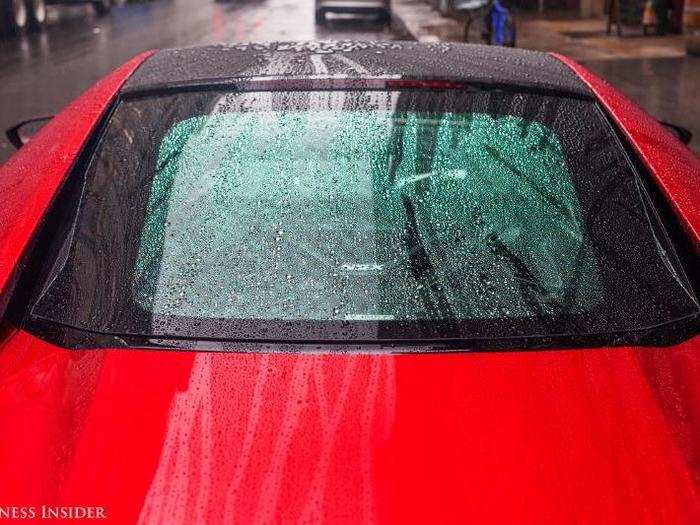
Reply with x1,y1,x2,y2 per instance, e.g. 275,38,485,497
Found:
0,0,398,163
582,57,700,153
393,0,699,152
2,0,697,161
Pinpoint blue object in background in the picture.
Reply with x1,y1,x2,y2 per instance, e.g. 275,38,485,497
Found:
491,0,509,45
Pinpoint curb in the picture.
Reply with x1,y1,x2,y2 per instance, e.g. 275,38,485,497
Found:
390,10,416,41
390,1,448,42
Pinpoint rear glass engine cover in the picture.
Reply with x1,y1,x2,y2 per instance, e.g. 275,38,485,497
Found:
30,87,700,345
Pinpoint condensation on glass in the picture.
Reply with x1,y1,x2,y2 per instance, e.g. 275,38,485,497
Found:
30,88,699,345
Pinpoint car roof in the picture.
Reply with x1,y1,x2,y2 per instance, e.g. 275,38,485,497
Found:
122,42,592,97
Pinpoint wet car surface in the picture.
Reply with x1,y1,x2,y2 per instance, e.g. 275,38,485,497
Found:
1,41,699,523
0,0,699,519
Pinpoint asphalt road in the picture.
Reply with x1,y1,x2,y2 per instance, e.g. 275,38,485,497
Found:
0,0,399,163
2,1,697,162
582,57,700,153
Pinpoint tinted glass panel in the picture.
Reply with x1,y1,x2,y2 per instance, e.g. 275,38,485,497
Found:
136,110,600,323
30,88,699,345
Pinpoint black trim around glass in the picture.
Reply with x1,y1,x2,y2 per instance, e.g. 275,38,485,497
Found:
8,79,700,351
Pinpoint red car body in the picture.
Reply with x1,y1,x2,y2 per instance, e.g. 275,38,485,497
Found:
0,49,699,524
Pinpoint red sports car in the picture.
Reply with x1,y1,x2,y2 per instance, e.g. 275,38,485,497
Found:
0,43,699,523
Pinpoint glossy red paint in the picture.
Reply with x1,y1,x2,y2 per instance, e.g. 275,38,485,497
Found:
0,51,155,316
0,328,699,523
0,53,699,524
552,53,700,248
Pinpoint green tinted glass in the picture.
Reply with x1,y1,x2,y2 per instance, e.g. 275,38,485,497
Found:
134,110,601,322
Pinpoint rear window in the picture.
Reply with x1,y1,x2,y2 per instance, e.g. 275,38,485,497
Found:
28,87,699,346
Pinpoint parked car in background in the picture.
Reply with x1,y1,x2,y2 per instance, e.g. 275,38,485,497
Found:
423,0,455,15
1,0,112,35
315,0,391,22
